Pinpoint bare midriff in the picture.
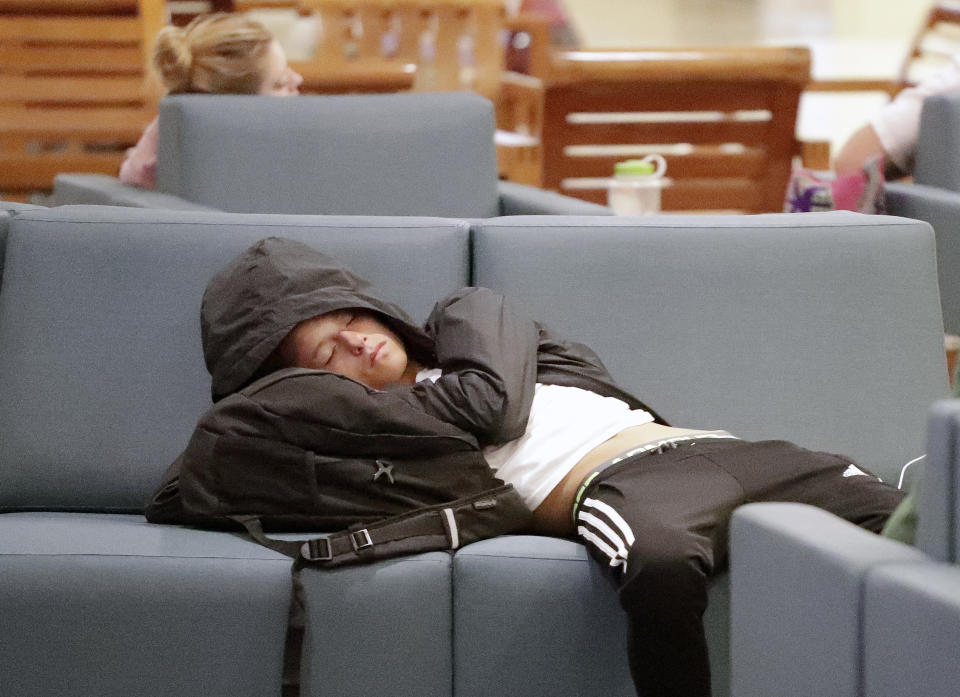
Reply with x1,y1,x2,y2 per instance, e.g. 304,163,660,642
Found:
531,423,719,536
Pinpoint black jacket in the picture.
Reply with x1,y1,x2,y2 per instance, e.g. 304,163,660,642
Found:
145,237,662,530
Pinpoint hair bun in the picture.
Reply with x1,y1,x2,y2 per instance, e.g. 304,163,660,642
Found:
152,25,194,92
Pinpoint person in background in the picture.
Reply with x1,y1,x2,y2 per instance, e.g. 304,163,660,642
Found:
834,54,960,178
120,13,303,188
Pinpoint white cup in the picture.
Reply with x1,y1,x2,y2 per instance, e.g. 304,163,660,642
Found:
607,154,668,215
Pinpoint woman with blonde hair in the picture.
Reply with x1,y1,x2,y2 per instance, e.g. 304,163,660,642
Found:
120,13,303,188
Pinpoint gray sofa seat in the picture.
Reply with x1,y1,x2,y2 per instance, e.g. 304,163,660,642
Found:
0,512,293,697
48,93,612,218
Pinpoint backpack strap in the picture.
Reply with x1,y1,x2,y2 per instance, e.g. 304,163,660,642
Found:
230,483,530,568
232,484,530,697
232,509,449,565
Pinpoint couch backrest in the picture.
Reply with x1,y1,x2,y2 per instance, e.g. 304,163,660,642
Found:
0,205,470,512
156,92,501,218
471,212,949,484
915,89,960,193
0,202,44,294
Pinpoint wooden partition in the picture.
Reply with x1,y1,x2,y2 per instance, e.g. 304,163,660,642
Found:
535,46,811,213
298,0,505,99
236,0,544,183
0,0,165,200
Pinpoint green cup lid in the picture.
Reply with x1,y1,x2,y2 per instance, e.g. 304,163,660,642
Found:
614,159,657,176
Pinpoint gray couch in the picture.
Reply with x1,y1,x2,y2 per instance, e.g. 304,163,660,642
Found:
46,93,610,218
885,89,960,335
0,204,948,697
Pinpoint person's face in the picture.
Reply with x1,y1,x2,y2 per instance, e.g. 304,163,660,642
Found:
258,40,302,96
277,309,411,389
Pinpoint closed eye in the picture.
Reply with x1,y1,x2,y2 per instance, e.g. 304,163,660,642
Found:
323,345,336,365
321,312,354,365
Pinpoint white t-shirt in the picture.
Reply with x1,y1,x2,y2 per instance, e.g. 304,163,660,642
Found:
872,54,960,172
417,369,653,509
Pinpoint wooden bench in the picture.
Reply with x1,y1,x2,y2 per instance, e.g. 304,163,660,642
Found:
531,46,812,213
0,0,164,200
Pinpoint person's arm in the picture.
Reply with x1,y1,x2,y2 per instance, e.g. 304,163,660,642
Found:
836,56,960,176
392,287,539,447
834,123,887,176
118,117,159,188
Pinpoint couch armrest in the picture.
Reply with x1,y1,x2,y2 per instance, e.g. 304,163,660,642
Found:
497,180,614,215
885,181,960,335
48,174,218,211
730,502,927,697
919,399,960,562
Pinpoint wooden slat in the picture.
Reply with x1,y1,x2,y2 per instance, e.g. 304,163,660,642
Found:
556,149,767,180
0,153,130,188
0,0,137,14
661,179,761,211
292,60,415,93
548,46,811,86
0,106,152,129
0,76,147,103
0,45,143,72
554,121,776,148
546,82,788,115
0,15,141,41
560,178,761,212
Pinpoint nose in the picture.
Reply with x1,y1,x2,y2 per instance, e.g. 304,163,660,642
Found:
337,329,366,354
289,68,303,92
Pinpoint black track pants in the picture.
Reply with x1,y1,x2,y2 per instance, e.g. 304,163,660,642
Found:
574,439,905,697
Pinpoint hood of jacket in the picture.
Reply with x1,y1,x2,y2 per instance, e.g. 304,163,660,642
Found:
202,237,435,402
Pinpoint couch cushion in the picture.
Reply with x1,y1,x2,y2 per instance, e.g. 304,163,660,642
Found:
0,511,293,697
299,552,454,697
471,212,948,485
0,205,470,511
452,535,730,697
157,93,501,218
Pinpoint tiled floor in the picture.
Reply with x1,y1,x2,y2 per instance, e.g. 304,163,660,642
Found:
561,0,934,162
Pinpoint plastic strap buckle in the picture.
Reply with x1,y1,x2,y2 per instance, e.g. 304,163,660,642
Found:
350,529,373,552
300,537,333,562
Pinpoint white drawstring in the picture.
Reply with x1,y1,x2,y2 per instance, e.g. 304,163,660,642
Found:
897,454,926,490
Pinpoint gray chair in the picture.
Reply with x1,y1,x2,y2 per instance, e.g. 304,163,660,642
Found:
49,92,610,218
885,88,960,334
731,397,960,697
